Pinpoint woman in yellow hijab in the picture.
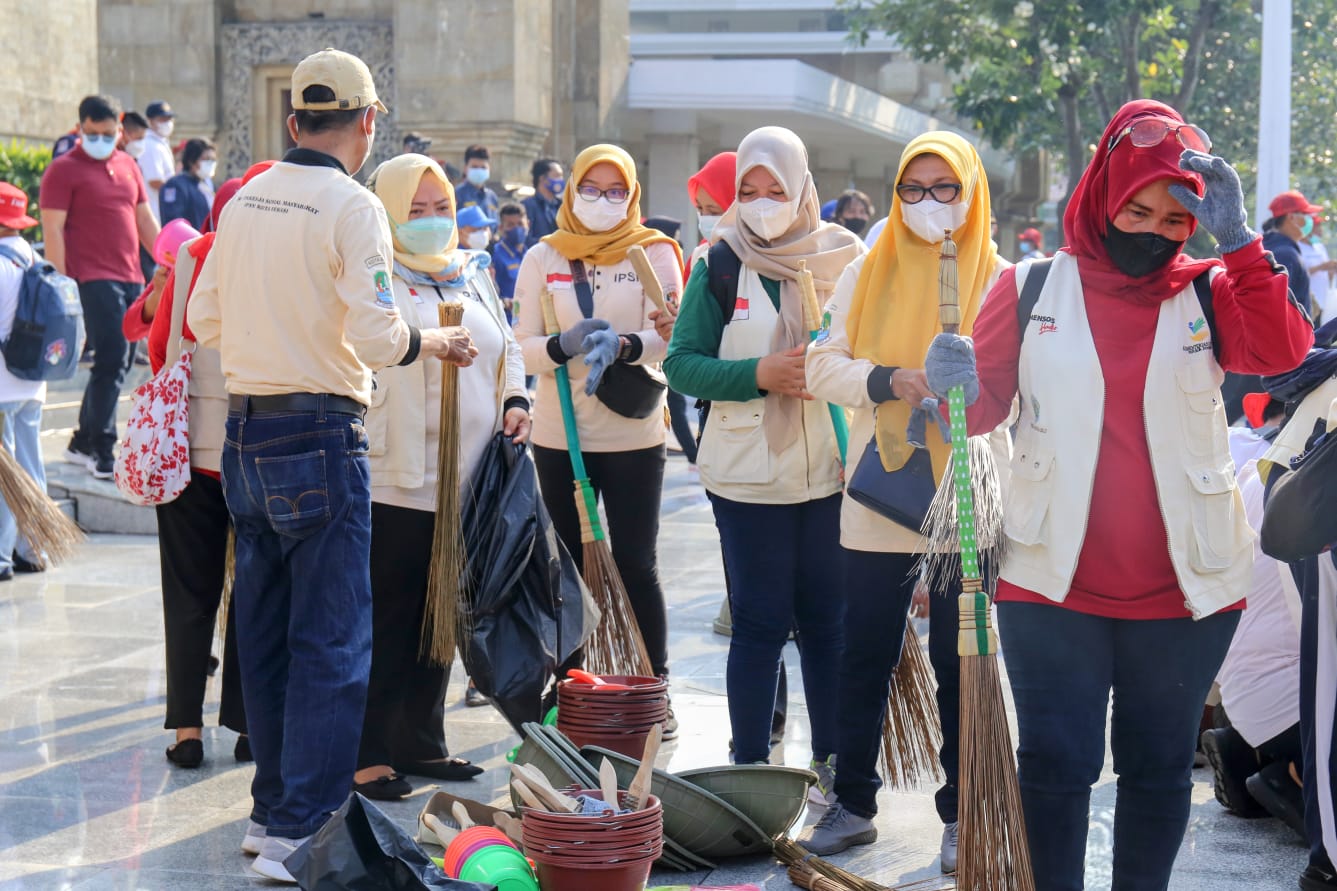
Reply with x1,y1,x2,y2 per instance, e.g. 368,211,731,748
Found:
352,153,529,799
514,144,685,726
804,132,1007,868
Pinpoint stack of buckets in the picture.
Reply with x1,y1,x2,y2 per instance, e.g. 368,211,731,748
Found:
556,674,668,758
520,790,663,891
433,825,537,891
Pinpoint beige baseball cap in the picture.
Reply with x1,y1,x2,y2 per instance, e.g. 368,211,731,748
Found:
291,48,388,113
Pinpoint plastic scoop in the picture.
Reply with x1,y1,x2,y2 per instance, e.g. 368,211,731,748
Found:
565,669,633,691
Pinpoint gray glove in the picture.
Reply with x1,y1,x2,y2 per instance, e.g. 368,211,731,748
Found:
1168,150,1256,253
924,333,980,406
582,328,621,395
558,318,612,357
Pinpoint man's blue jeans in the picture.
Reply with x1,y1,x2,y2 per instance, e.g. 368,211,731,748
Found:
0,399,46,571
221,399,372,839
998,601,1238,891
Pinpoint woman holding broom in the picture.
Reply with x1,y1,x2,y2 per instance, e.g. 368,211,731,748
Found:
353,153,526,800
664,126,864,771
926,99,1312,890
802,131,1008,870
514,144,683,728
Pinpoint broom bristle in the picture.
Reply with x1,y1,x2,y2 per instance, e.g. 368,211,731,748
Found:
773,838,890,891
421,301,466,667
880,623,945,789
216,527,236,642
959,654,1035,891
0,448,82,566
918,437,1006,594
580,541,654,677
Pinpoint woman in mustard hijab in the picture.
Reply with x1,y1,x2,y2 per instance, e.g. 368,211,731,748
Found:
514,144,684,727
354,154,529,799
804,132,1009,869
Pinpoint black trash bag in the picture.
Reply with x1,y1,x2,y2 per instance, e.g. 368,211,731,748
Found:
284,792,492,890
459,434,592,734
1262,424,1337,562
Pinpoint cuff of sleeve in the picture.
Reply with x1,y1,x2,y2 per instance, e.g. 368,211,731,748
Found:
504,395,531,414
1222,235,1267,267
547,335,571,364
867,365,899,403
621,333,644,363
398,326,422,366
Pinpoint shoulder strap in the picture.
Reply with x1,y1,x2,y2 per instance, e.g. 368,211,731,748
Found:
569,259,594,319
707,240,741,324
165,266,191,367
0,243,32,270
1015,257,1054,343
1193,268,1222,363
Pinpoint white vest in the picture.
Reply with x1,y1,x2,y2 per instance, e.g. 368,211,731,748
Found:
1002,253,1254,618
696,268,842,504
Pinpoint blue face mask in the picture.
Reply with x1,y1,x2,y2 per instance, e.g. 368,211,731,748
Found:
393,215,456,256
504,225,528,248
1019,240,1036,253
1301,215,1315,239
82,132,116,160
547,177,565,197
466,166,489,187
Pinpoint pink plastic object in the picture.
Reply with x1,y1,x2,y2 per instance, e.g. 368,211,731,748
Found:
153,218,202,268
565,669,633,691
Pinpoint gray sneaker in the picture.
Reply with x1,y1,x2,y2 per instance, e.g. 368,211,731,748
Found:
798,802,877,855
808,754,836,806
940,821,959,874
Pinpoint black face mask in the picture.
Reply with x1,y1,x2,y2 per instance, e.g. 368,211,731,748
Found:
1102,221,1183,278
840,217,868,235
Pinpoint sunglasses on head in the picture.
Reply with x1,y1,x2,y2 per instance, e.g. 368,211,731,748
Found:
1108,119,1212,154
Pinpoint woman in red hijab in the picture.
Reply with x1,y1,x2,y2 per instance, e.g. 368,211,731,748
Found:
926,100,1312,888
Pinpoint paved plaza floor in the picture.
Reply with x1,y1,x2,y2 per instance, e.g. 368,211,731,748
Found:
0,449,1313,889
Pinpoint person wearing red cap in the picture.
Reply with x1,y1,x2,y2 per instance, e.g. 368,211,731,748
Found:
925,99,1313,888
1018,226,1046,261
1264,189,1324,316
0,183,52,581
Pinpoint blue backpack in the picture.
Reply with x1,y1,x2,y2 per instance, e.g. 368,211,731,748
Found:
0,243,85,381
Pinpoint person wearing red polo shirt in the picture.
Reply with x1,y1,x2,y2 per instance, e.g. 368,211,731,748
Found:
40,94,160,479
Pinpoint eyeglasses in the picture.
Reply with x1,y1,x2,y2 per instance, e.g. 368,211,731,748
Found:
575,185,630,205
1108,119,1212,154
895,183,963,205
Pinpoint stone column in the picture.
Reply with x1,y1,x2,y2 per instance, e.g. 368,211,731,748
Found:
644,115,699,245
550,0,630,163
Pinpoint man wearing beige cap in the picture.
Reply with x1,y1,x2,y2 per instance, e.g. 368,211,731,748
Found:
189,47,476,883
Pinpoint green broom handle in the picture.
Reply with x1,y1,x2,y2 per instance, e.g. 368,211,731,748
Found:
541,290,606,542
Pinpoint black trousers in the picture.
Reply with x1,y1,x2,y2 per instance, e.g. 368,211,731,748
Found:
533,444,669,676
666,390,698,464
157,473,245,731
72,279,139,459
357,502,452,769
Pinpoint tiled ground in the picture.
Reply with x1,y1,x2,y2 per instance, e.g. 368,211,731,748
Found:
0,452,1311,889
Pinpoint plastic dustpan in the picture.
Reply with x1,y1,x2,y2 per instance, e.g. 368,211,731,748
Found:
675,764,816,837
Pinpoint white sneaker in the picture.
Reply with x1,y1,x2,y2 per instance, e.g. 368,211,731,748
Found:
251,834,309,884
940,821,959,874
63,447,93,469
241,820,265,856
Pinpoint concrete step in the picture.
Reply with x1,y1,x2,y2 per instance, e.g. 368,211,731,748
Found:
45,460,157,536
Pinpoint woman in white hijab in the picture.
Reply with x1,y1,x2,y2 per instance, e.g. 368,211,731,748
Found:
665,126,866,777
354,154,530,800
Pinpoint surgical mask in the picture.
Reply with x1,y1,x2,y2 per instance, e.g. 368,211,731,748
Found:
124,139,146,159
1019,240,1036,253
198,160,217,180
503,225,528,248
394,216,456,255
154,120,174,139
901,199,968,244
1301,215,1315,239
81,132,116,161
738,197,796,241
697,214,721,241
1102,221,1183,278
466,229,491,250
572,196,627,233
466,166,489,187
546,177,565,197
840,217,868,235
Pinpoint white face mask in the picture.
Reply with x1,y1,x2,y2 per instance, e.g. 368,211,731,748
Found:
124,139,146,159
697,214,721,241
153,120,174,139
198,159,217,180
738,197,796,241
572,196,627,233
901,199,970,244
466,229,491,250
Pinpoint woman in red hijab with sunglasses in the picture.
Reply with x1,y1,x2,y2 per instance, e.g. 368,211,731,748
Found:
926,100,1312,889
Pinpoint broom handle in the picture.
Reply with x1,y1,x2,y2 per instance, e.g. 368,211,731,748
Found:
796,260,850,463
626,244,668,314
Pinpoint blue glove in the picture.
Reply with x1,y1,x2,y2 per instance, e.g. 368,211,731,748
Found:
582,328,621,395
1168,150,1256,253
906,397,952,448
924,333,979,406
558,318,612,357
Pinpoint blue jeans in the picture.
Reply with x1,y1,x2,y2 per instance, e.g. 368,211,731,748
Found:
0,399,45,571
221,399,372,839
709,492,845,764
997,601,1239,891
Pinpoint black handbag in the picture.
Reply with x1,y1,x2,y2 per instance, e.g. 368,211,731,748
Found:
570,259,666,419
845,434,937,531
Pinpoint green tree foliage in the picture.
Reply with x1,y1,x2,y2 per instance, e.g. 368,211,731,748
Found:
0,140,52,240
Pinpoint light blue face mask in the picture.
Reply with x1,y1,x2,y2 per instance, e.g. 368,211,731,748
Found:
466,166,489,186
393,215,456,255
82,132,116,160
1301,214,1315,239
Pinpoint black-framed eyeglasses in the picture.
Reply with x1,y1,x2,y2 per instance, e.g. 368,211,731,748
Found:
896,183,963,205
1108,119,1212,154
575,184,630,205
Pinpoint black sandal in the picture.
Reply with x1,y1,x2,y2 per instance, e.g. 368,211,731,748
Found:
400,757,484,781
166,738,204,769
352,772,412,801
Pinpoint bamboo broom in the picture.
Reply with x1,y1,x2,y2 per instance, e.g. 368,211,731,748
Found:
420,300,467,666
774,838,890,891
0,415,83,566
540,289,654,678
880,621,945,789
796,260,849,463
938,230,1034,891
